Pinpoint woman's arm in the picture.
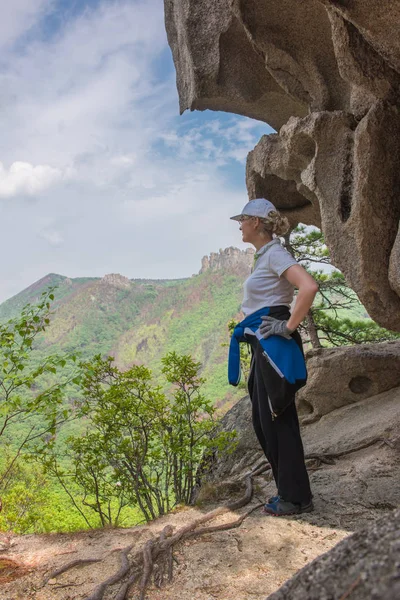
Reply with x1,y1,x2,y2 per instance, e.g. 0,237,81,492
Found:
283,264,319,331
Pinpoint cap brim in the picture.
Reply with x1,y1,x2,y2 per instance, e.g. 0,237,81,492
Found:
230,214,242,221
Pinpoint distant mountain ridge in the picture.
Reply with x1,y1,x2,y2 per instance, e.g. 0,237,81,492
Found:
0,248,254,410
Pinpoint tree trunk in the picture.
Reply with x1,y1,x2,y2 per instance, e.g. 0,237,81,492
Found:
306,311,322,349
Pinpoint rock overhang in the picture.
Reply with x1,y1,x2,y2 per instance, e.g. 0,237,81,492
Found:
164,0,400,330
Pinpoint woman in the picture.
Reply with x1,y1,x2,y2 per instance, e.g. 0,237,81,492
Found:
228,198,318,516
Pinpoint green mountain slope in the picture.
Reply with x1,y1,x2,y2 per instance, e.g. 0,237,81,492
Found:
0,251,253,410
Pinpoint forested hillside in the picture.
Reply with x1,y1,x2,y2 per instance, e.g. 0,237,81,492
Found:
0,248,254,411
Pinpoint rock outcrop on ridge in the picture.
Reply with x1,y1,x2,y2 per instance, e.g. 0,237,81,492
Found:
199,246,254,277
164,0,400,331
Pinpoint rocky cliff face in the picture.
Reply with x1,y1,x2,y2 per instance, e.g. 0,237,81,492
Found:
164,0,400,331
199,246,254,277
101,273,131,289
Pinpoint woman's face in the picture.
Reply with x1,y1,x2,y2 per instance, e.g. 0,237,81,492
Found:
239,216,256,243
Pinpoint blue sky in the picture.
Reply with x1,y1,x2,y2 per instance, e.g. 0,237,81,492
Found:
0,0,273,301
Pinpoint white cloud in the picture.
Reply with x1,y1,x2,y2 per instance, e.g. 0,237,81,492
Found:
0,0,265,196
121,173,211,221
0,0,52,50
0,161,62,198
110,154,137,167
0,0,169,170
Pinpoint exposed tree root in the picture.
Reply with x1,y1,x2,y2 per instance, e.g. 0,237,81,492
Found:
43,558,102,585
184,503,263,540
43,472,258,600
53,582,82,589
153,525,174,588
250,462,271,477
86,543,134,600
138,539,156,600
338,574,362,600
114,573,140,600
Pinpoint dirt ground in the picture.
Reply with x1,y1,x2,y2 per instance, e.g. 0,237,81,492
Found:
0,388,399,600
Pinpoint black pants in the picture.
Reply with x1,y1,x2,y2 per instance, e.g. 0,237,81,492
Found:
247,335,311,504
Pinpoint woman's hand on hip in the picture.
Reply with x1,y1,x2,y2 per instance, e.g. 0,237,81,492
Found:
259,316,294,340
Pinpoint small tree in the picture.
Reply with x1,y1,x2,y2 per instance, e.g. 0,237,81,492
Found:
161,351,232,505
0,289,76,496
0,459,48,533
41,352,234,526
41,435,131,529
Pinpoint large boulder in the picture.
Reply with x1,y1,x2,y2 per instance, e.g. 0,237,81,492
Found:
246,101,400,330
297,340,400,423
164,0,400,331
198,385,400,525
265,508,400,600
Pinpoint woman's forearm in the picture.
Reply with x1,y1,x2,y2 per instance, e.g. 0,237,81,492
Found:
287,286,318,331
281,264,319,332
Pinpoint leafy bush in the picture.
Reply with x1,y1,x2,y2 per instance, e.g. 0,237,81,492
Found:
40,352,235,526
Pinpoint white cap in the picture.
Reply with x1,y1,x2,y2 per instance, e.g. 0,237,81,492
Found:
230,198,277,221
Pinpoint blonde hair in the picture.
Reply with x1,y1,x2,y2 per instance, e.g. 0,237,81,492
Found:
258,210,290,237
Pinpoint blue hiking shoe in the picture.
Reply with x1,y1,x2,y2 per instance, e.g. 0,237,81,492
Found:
263,497,314,516
267,495,280,504
267,493,314,507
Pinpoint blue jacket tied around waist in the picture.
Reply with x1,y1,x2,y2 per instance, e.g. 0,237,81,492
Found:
228,307,307,388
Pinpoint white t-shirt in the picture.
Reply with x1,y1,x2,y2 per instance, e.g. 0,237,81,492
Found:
242,239,298,317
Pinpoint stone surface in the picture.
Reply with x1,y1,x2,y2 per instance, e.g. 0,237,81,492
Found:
302,386,400,460
165,0,400,330
208,392,260,480
164,0,348,128
297,340,400,423
265,509,400,600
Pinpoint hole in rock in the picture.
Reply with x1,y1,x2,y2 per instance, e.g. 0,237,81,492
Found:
339,134,354,222
298,397,314,415
349,375,373,394
291,133,316,167
340,188,352,222
251,173,312,211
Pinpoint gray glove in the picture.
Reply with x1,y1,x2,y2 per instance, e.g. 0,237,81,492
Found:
259,316,294,340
